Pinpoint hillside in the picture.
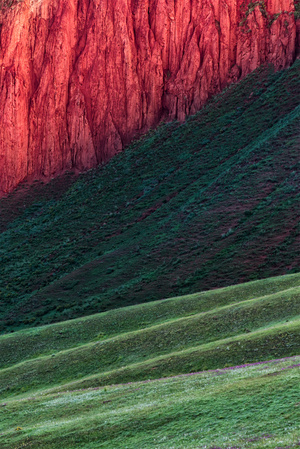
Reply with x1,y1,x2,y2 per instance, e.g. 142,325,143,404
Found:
1,357,299,449
0,60,300,333
0,272,299,397
0,273,299,448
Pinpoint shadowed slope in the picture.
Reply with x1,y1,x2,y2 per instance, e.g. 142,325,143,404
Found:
0,61,300,332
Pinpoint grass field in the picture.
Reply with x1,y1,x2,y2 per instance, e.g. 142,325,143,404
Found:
0,60,299,333
0,273,299,448
0,357,299,449
0,272,299,397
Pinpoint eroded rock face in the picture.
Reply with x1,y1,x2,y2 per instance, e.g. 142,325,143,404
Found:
0,0,298,193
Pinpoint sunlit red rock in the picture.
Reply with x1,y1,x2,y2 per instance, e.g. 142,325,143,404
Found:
0,0,298,193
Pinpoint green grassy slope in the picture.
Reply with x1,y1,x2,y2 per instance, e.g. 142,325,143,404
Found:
1,271,299,369
0,61,300,332
0,273,299,400
1,356,299,449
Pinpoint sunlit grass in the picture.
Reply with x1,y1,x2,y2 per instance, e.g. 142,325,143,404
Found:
0,356,299,448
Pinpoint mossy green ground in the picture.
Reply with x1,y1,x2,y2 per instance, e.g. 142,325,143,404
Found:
0,61,299,332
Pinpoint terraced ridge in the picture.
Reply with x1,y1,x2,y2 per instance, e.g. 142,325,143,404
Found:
0,60,300,333
0,273,299,448
0,273,299,399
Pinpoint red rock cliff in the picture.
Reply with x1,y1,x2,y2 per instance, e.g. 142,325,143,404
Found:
0,0,298,193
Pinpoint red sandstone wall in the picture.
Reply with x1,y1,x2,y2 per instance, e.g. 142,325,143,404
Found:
0,0,298,193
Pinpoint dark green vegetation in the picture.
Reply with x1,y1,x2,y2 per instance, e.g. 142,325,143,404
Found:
294,0,300,18
0,61,299,332
0,0,22,10
0,274,299,448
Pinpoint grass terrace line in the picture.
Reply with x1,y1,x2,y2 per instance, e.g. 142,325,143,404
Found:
0,272,299,399
1,272,300,368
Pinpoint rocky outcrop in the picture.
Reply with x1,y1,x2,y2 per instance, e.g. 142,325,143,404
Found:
0,0,298,193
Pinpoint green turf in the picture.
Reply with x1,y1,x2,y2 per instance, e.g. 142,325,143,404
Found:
0,60,300,332
1,271,300,369
0,273,299,400
1,356,299,449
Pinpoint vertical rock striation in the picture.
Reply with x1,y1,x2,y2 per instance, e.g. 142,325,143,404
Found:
0,0,298,193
